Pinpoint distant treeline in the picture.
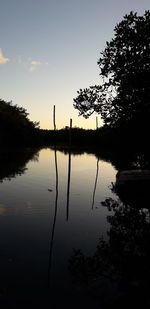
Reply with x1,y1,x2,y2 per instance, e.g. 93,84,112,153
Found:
44,124,148,153
0,99,148,151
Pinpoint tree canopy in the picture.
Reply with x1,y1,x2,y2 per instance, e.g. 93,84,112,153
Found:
0,99,39,130
0,99,40,145
73,11,150,131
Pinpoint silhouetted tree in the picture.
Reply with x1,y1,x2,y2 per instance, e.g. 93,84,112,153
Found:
0,99,39,130
0,99,40,145
74,11,150,133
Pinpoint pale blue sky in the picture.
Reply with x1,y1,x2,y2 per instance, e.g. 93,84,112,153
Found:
0,0,149,129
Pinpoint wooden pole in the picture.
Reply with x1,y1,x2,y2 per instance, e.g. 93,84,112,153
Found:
69,118,72,147
96,116,98,130
53,105,56,130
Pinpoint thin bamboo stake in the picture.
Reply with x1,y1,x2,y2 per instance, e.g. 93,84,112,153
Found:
53,105,56,130
96,116,98,130
69,118,72,147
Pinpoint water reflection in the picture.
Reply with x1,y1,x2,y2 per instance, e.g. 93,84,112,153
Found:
69,176,150,308
66,151,71,221
91,158,99,210
0,147,150,308
95,149,150,172
112,177,150,209
0,149,39,182
48,147,59,286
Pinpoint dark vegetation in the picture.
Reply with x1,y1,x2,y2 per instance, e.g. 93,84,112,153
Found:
0,99,41,146
74,11,150,150
0,99,127,150
48,10,150,152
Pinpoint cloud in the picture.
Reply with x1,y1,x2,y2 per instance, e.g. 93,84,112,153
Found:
29,60,41,72
0,48,9,64
28,60,48,72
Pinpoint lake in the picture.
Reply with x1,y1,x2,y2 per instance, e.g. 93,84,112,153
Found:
0,147,149,308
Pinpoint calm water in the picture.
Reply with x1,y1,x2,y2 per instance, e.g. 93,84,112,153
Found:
0,148,117,307
0,147,149,308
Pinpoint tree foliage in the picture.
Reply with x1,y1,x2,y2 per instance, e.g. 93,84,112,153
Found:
0,99,39,130
0,99,40,145
73,11,150,130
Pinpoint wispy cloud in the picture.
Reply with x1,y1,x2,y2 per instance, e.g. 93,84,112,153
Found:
0,48,9,64
29,60,41,72
28,60,48,72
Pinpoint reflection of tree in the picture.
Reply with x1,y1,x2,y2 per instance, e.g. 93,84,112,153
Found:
69,198,150,307
112,179,150,209
94,149,150,172
0,149,39,182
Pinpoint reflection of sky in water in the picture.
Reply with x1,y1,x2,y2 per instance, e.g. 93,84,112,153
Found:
0,148,117,303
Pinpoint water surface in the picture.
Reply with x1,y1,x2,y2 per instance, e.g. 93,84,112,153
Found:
0,148,119,307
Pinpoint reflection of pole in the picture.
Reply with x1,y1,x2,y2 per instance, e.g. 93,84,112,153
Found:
92,158,99,210
66,119,72,221
48,148,58,287
66,151,71,221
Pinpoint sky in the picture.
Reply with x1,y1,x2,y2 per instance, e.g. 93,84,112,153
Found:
0,0,150,130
